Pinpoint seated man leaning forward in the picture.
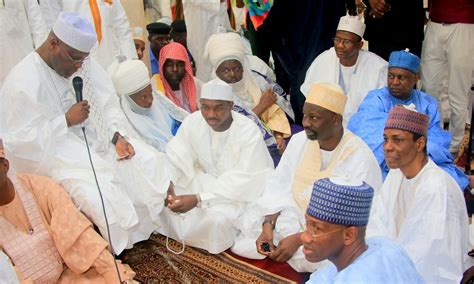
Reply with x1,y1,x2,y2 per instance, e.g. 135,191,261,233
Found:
231,82,382,272
158,78,274,254
367,105,469,283
302,177,423,283
109,57,189,152
0,140,135,283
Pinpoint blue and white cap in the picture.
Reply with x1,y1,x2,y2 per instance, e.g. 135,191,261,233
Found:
306,177,374,226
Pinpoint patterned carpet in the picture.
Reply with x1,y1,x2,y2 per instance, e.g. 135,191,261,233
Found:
119,233,299,283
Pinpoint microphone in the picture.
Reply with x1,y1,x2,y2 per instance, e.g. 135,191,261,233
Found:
73,76,83,103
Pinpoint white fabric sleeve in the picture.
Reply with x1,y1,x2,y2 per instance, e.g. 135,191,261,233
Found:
111,0,138,60
26,0,49,47
37,0,61,28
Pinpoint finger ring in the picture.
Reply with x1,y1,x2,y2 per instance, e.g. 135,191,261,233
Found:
372,14,376,18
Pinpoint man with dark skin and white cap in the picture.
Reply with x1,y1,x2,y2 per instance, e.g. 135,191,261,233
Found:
160,78,273,254
302,177,422,283
368,105,469,283
301,15,387,126
0,12,170,255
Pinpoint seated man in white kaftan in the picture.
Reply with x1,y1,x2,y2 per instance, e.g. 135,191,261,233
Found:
231,82,382,272
301,15,387,127
109,57,189,152
367,105,469,283
159,78,274,254
303,177,423,283
0,12,170,254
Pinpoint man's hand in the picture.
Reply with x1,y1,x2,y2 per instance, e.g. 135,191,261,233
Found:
167,194,198,213
253,89,277,117
115,137,135,160
65,100,90,127
268,233,302,262
274,134,286,154
256,223,276,256
165,182,176,206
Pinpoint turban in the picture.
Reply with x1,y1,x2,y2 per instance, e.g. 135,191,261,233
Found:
307,177,374,226
385,105,429,137
52,12,97,52
388,50,420,74
108,57,150,97
201,79,234,102
305,82,347,115
204,32,246,68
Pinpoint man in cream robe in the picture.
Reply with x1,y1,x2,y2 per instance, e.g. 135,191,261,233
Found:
0,0,48,88
301,15,387,127
367,105,469,283
39,0,137,69
0,142,135,283
0,13,169,254
232,82,382,272
159,79,274,254
109,57,189,152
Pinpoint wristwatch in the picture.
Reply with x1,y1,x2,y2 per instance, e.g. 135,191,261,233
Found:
262,219,276,230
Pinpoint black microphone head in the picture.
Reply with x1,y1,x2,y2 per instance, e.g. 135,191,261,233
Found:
73,76,83,102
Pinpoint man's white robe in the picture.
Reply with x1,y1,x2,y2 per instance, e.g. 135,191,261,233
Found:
39,0,137,69
367,159,469,283
301,48,387,127
158,110,274,254
0,52,169,254
232,130,382,272
0,0,48,88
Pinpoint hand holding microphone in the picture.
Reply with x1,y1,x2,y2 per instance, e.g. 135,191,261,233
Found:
66,77,89,127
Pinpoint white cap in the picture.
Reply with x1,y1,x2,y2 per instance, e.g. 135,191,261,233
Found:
337,15,365,38
201,79,234,102
108,56,151,96
52,12,97,53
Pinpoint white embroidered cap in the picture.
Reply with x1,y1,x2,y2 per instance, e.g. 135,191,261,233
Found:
53,12,97,53
337,15,366,38
201,79,234,102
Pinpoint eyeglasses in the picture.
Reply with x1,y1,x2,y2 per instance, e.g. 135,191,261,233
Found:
57,41,89,64
332,37,360,47
303,224,346,241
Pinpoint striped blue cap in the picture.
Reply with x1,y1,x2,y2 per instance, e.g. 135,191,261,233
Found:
306,178,374,226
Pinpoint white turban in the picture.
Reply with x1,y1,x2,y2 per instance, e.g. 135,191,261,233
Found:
337,15,366,38
204,32,246,68
52,12,97,52
201,79,234,102
108,57,151,96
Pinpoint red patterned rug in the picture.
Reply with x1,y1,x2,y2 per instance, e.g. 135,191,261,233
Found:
120,233,305,283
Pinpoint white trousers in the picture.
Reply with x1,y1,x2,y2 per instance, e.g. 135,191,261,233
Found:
421,21,474,153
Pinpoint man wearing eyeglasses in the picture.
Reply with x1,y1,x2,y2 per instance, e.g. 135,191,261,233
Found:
302,177,423,283
301,15,387,127
348,50,470,190
0,12,171,255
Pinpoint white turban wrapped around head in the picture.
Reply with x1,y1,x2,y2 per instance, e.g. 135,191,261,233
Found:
204,32,246,69
108,56,151,97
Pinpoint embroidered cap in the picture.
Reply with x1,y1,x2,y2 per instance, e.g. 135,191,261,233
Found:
201,78,234,102
385,105,429,137
388,49,420,74
52,12,97,53
306,177,374,226
337,15,365,38
305,82,347,115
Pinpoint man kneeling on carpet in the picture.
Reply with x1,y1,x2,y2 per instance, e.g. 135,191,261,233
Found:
0,139,136,283
159,78,274,254
302,177,423,283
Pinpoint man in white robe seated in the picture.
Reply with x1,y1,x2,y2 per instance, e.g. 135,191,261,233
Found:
303,177,423,283
158,78,274,254
0,12,170,254
231,82,382,272
301,15,387,127
109,57,189,152
367,105,469,283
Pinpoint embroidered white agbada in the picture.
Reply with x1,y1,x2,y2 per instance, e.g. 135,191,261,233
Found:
367,159,469,283
0,52,169,254
158,110,274,254
232,130,382,272
301,48,387,127
0,0,48,88
39,0,137,69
